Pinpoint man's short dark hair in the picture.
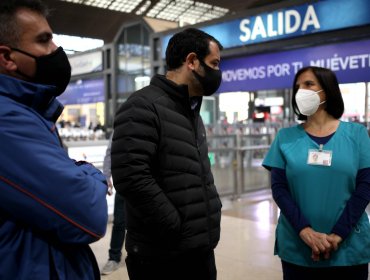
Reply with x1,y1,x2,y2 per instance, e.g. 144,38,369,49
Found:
165,28,223,71
292,66,345,120
0,0,48,46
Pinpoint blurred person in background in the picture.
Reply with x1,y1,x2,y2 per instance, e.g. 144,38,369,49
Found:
0,0,108,279
101,133,126,275
111,28,223,280
263,66,370,280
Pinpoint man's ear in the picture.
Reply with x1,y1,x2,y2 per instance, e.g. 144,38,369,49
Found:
185,52,198,71
0,46,17,71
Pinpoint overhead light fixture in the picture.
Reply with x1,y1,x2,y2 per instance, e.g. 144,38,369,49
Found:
60,0,229,24
145,0,228,24
136,0,151,15
84,0,110,8
61,0,142,13
61,0,83,3
108,0,142,12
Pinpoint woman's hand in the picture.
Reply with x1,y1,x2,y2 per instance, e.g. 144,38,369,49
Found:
299,227,332,260
327,233,342,251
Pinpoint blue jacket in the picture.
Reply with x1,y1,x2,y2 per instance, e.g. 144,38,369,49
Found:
0,74,108,279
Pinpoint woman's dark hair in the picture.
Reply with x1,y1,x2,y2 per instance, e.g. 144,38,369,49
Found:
292,66,344,121
165,28,223,70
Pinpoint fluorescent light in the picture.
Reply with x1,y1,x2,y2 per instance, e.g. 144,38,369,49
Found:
61,0,142,13
145,0,228,24
60,0,229,24
135,76,150,82
53,34,104,54
136,0,151,15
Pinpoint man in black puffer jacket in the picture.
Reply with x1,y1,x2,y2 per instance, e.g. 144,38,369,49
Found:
111,28,223,280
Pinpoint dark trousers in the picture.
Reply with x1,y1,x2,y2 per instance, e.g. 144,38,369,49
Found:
282,260,369,280
125,249,217,280
108,193,126,262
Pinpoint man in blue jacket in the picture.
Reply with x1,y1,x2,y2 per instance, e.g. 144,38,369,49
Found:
0,0,108,279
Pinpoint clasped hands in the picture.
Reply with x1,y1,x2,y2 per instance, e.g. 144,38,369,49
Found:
299,227,342,261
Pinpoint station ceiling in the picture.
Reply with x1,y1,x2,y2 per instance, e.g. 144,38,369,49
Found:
43,0,284,43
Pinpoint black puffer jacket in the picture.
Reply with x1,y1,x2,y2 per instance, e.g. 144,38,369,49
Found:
111,74,222,257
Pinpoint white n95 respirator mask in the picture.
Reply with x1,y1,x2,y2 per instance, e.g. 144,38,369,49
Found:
295,89,325,116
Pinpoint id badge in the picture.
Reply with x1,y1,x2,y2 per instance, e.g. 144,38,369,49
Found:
307,149,332,166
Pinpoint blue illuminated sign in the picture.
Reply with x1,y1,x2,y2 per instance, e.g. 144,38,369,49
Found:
57,79,104,105
161,0,370,55
218,39,370,92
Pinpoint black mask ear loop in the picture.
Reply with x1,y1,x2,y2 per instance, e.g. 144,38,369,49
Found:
10,47,38,59
192,56,207,80
10,47,37,80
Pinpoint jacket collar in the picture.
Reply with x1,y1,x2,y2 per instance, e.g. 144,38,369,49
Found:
151,74,189,98
150,74,203,111
0,74,64,122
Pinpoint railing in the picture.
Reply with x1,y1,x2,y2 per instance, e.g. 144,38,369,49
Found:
65,128,370,217
65,133,273,199
207,134,272,199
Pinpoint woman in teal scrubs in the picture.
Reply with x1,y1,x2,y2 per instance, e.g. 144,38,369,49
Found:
263,66,370,279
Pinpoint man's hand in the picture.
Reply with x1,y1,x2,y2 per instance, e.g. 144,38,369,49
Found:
106,177,113,195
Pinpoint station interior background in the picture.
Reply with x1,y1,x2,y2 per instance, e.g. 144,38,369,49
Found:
48,0,370,199
41,0,370,278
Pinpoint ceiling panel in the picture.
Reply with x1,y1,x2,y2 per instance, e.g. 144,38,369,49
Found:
43,0,283,42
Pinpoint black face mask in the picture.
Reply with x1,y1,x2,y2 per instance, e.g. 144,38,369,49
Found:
192,59,222,96
11,46,71,95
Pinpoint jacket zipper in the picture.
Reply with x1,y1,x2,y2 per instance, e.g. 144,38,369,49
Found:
190,105,212,248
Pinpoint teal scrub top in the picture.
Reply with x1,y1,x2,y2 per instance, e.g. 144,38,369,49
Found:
263,121,370,267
